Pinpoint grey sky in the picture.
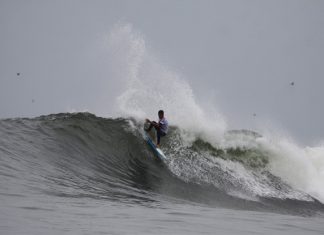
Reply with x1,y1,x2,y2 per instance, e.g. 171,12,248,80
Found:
1,0,324,145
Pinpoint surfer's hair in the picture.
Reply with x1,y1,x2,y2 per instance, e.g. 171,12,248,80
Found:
158,110,164,116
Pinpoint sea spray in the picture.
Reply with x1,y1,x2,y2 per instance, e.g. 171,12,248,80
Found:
105,23,227,146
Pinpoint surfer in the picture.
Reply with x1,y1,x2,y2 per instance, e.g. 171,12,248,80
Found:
145,110,168,147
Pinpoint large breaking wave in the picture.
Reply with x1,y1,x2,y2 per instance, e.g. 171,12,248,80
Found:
103,23,324,206
1,23,324,217
0,113,323,216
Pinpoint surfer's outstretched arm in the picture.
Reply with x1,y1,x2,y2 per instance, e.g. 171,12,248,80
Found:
146,119,159,128
145,119,153,132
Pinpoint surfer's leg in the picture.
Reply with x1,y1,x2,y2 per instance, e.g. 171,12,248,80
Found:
156,129,166,146
156,130,161,145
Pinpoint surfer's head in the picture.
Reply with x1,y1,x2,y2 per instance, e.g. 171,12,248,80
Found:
158,110,164,119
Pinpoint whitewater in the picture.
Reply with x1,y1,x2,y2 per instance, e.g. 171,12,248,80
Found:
1,24,324,234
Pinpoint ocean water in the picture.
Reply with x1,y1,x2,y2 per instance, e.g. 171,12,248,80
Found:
1,23,324,234
0,113,324,235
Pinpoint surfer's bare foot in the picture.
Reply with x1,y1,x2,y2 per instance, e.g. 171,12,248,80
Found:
156,143,160,148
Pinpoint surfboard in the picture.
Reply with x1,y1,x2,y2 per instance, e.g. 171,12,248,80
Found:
144,133,167,161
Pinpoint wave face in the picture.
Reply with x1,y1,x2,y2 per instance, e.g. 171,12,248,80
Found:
0,112,323,216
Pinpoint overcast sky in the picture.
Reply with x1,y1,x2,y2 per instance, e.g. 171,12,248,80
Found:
1,0,324,145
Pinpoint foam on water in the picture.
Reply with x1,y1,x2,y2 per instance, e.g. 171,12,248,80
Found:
259,136,324,202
